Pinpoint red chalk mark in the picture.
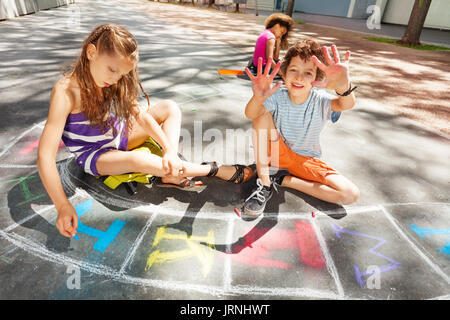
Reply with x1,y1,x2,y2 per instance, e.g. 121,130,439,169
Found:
312,211,315,218
295,221,326,268
226,221,326,269
19,139,40,155
234,207,241,217
19,139,64,155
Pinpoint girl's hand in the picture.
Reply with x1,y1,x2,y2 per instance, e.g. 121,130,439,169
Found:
311,45,351,93
162,150,183,177
56,203,78,238
245,57,283,102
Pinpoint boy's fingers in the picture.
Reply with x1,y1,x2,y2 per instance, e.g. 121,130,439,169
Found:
244,67,255,80
344,50,351,63
257,57,263,76
331,45,340,64
264,57,272,77
323,46,333,65
269,61,282,81
311,56,326,72
270,80,283,95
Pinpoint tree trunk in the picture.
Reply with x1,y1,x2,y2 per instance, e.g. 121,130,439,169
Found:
286,0,295,17
398,0,432,46
208,0,215,7
235,3,239,12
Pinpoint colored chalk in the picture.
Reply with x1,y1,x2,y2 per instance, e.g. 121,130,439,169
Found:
234,207,241,217
217,69,245,76
312,211,315,218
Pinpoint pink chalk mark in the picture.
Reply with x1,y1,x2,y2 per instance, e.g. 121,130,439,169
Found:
227,221,325,269
19,139,64,155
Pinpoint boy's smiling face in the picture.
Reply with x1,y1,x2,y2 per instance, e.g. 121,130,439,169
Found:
283,55,318,104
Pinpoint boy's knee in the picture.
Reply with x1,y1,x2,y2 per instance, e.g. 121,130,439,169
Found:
339,186,360,205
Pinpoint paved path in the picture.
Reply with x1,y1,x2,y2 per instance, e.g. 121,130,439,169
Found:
0,0,448,300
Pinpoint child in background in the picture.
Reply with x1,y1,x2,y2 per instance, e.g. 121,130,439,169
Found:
242,39,359,218
248,13,294,76
38,24,252,238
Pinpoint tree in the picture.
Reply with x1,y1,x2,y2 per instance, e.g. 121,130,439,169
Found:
286,0,295,17
208,0,215,7
398,0,432,46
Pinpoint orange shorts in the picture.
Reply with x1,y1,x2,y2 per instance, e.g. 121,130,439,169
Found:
268,135,338,185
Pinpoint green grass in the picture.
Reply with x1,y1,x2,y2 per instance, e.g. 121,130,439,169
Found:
364,36,450,51
294,19,305,25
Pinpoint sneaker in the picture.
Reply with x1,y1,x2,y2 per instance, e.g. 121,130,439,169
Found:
242,178,273,219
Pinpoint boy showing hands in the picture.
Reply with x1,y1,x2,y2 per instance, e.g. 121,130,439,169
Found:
243,39,359,218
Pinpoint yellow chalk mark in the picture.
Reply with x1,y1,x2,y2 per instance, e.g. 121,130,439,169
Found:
145,226,216,277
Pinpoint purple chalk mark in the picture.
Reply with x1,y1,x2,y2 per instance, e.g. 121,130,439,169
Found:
331,223,401,288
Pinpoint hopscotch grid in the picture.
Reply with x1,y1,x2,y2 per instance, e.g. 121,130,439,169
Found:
119,213,158,275
310,216,345,299
0,228,344,299
380,205,450,285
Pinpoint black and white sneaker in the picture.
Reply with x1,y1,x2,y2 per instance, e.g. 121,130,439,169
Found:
242,178,274,219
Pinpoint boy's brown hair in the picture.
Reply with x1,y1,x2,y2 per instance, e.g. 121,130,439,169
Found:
280,39,326,81
265,13,294,50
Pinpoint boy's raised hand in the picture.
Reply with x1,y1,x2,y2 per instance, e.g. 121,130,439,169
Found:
311,45,351,93
245,57,283,101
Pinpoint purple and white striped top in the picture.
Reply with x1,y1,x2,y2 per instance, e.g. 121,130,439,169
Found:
62,112,128,176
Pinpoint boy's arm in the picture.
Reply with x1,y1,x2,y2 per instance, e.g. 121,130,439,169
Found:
38,80,77,237
331,84,356,111
245,95,267,120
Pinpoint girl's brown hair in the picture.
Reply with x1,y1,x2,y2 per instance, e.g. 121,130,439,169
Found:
265,13,294,50
70,23,149,132
280,39,326,81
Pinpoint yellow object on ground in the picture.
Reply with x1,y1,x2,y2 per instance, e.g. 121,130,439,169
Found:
103,137,162,190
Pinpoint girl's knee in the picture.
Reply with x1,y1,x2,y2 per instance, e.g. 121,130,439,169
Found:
162,99,181,118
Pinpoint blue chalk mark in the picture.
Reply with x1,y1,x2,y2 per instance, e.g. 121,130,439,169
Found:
73,199,126,252
75,199,93,218
410,225,450,257
331,223,401,288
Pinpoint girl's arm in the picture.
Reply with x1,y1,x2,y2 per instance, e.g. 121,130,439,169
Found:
265,38,277,70
132,104,181,176
273,38,281,62
38,79,78,237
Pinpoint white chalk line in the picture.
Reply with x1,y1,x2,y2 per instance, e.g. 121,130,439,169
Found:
380,205,450,286
223,217,234,291
1,189,87,233
310,216,345,299
0,229,343,299
428,294,450,300
0,164,37,168
119,213,158,275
